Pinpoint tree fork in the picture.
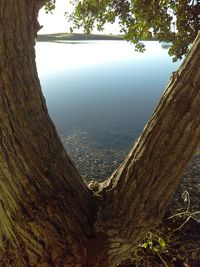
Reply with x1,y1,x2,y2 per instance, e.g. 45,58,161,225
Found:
0,1,200,266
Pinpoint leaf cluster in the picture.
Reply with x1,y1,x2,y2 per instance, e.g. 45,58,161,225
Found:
70,0,200,60
140,231,167,254
44,0,56,14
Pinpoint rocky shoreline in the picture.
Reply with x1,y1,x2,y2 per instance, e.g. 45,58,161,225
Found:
61,129,200,208
61,129,128,181
61,129,200,266
61,129,200,195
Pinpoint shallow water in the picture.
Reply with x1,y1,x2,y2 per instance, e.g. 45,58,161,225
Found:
36,40,181,149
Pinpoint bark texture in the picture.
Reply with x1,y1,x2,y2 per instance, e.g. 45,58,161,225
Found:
95,32,200,266
0,1,200,266
0,1,94,266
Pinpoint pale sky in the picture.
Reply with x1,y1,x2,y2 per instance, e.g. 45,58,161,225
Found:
38,0,120,34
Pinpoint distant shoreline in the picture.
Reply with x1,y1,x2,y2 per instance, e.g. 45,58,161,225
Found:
37,32,124,42
36,32,162,44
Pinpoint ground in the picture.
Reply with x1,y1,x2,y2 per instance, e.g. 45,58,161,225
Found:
61,130,200,267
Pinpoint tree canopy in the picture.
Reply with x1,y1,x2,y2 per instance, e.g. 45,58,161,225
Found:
45,0,200,61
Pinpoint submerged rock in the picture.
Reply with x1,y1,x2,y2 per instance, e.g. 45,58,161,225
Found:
61,129,128,182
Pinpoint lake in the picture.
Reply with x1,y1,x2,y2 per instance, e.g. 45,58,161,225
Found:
36,40,181,180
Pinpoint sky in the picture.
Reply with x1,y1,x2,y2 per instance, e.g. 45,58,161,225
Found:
38,0,120,34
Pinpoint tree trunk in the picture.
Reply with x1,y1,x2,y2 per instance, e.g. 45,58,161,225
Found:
0,1,95,266
95,31,200,265
0,1,200,266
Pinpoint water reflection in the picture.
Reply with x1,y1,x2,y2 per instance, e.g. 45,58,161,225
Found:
36,40,181,145
35,40,181,180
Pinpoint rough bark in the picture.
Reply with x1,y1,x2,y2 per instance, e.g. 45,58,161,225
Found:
94,32,200,266
0,1,94,266
0,1,200,266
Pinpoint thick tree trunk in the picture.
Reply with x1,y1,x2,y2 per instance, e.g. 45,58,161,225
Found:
0,1,200,266
0,1,95,266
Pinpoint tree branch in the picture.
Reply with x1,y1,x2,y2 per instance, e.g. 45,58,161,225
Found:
95,32,200,265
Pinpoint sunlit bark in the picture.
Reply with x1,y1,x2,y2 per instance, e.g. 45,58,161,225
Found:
96,31,200,266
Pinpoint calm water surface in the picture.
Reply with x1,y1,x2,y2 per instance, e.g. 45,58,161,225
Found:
36,41,181,149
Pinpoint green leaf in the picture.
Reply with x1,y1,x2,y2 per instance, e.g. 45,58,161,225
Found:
152,246,159,252
158,237,166,248
141,242,148,248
